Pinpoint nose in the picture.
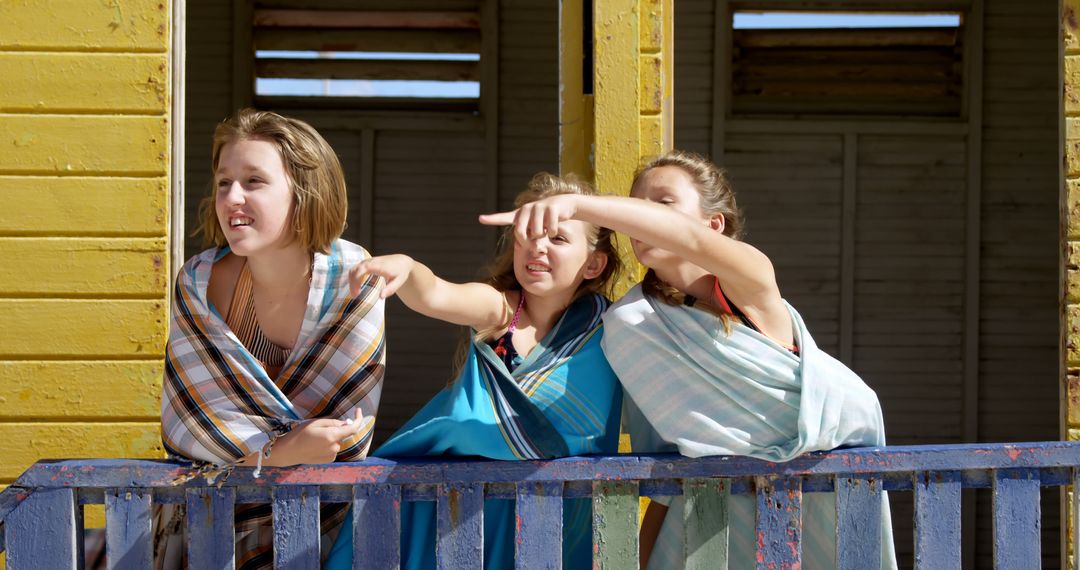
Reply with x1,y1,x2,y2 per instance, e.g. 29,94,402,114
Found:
220,181,244,206
527,235,549,255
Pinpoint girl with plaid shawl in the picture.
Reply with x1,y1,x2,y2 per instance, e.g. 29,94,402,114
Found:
158,109,385,569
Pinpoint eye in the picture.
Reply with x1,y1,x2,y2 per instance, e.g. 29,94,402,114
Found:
216,179,231,189
658,197,675,205
247,177,264,186
552,234,569,243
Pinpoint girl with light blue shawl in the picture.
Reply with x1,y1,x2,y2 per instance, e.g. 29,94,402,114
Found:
326,173,624,569
481,151,897,569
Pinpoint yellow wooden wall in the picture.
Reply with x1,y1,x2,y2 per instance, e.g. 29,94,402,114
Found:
0,0,171,518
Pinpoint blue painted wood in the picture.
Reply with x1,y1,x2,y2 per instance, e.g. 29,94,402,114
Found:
436,482,484,570
353,484,401,570
5,488,77,569
755,476,801,569
993,468,1040,569
682,478,728,570
914,470,961,570
514,481,563,569
835,474,881,570
17,441,1080,490
0,486,30,521
186,487,236,569
105,488,152,569
272,485,321,570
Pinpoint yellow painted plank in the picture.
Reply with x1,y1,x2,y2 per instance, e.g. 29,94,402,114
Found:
640,116,663,159
639,53,663,115
1067,0,1080,54
0,0,168,52
0,176,167,236
593,0,640,198
639,0,663,53
0,115,167,175
0,361,162,420
1068,56,1080,117
0,422,163,480
0,299,166,358
0,238,167,296
0,53,168,114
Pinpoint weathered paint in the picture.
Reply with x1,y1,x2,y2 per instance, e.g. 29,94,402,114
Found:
0,177,167,236
353,484,401,570
0,53,168,114
0,300,167,358
835,474,881,570
0,238,168,296
754,476,801,569
4,488,76,569
682,478,728,569
591,480,638,569
436,483,483,570
0,423,163,481
0,361,162,420
913,470,961,569
0,0,172,498
0,0,168,52
0,115,167,175
558,0,590,181
272,485,321,570
992,468,1041,568
4,443,1080,567
1066,5,1080,564
186,487,236,569
104,488,152,569
514,481,562,569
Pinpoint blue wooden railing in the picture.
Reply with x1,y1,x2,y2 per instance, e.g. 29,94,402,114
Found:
0,441,1077,569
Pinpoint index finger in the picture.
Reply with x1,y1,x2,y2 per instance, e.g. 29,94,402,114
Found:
478,211,517,226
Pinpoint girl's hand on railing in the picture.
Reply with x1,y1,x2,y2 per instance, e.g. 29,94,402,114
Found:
264,408,371,466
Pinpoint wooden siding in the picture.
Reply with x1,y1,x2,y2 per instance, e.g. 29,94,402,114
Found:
0,0,171,520
678,0,1060,566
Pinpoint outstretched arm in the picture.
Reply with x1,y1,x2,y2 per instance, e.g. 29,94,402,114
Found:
348,254,507,331
480,194,780,310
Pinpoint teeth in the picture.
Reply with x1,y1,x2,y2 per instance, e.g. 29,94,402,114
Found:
527,264,549,271
230,217,252,227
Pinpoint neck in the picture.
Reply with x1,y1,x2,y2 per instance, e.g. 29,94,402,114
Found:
245,244,312,295
521,288,577,336
653,262,715,300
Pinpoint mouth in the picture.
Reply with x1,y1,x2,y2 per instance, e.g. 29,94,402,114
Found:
525,262,550,273
229,215,254,228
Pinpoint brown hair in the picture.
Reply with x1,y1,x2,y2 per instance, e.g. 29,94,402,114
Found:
448,172,623,378
633,150,744,332
198,108,348,254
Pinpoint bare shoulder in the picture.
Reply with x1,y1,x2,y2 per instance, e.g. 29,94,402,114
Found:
207,253,244,316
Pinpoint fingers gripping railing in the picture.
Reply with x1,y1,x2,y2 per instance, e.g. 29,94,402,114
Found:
0,441,1077,569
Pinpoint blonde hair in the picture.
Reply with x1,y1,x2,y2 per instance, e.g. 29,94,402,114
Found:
198,108,348,254
633,150,744,332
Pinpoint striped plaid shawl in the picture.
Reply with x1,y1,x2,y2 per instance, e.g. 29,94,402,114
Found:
161,239,386,465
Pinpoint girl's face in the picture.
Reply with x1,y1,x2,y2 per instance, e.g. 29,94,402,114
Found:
629,165,715,269
513,218,606,299
214,138,296,257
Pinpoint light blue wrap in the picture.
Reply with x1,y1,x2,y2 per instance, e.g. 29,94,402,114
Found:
602,285,898,569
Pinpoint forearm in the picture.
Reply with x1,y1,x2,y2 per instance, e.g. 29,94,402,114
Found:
394,259,505,329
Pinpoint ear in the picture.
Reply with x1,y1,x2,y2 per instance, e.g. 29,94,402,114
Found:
708,212,725,233
583,251,609,280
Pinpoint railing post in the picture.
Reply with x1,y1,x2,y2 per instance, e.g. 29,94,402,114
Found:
592,480,639,569
683,478,729,569
835,474,882,570
353,484,401,570
5,488,77,569
515,481,563,569
436,482,484,569
993,468,1041,568
755,475,802,570
105,487,153,569
272,485,321,570
914,470,962,569
186,487,236,569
